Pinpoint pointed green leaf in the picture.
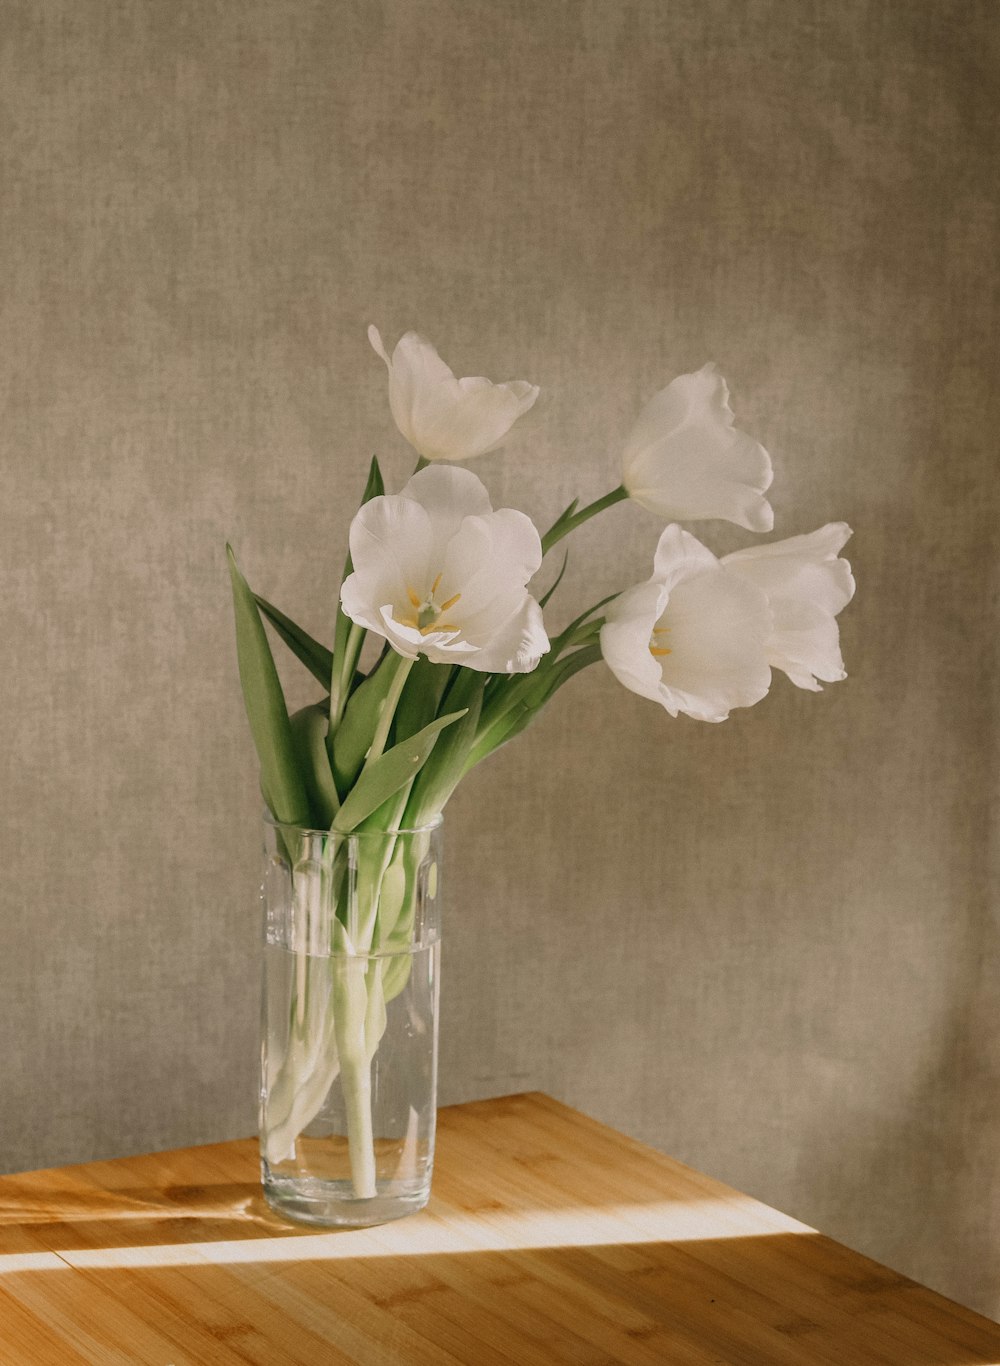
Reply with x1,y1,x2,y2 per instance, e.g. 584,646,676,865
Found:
539,551,569,609
332,653,400,794
407,669,485,822
333,709,467,833
227,546,310,826
464,646,601,773
544,496,578,542
255,596,333,688
394,657,453,741
331,456,385,709
526,642,602,707
551,592,619,654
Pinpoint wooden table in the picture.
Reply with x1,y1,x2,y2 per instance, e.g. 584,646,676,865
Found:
1,1093,997,1365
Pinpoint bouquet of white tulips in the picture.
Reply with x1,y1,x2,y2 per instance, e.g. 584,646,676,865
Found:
230,326,854,1203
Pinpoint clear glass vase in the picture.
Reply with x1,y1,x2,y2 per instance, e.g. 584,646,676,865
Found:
258,816,442,1227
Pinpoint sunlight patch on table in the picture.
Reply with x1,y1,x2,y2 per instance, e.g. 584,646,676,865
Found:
7,1196,815,1271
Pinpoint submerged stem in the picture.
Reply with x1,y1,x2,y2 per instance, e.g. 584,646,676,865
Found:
333,955,380,1198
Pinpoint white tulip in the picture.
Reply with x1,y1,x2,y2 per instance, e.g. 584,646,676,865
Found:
368,326,539,464
340,464,549,673
621,364,774,532
600,524,773,722
722,523,855,691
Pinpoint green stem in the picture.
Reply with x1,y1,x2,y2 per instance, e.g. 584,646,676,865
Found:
541,485,628,555
364,654,414,770
343,1060,375,1197
463,643,603,774
331,622,364,727
333,956,379,1198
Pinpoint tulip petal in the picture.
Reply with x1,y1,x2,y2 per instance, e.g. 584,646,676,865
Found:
367,324,392,367
623,365,774,532
723,523,855,616
415,377,539,462
442,508,543,625
381,331,456,450
767,599,846,690
600,581,668,703
345,492,434,615
465,596,550,674
652,520,720,592
370,325,539,463
655,570,772,721
400,465,494,548
722,523,854,689
376,605,479,664
601,525,772,723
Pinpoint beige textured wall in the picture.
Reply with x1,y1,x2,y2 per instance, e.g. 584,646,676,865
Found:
3,0,998,1318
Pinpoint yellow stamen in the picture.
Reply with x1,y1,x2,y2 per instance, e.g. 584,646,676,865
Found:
419,622,459,634
652,626,671,635
398,615,419,629
407,586,422,609
439,591,462,612
650,646,672,656
431,571,443,595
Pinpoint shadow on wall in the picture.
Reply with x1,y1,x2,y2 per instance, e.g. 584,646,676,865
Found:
797,905,1000,1320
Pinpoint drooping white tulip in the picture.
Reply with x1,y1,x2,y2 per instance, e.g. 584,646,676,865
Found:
368,326,539,464
722,523,855,691
621,364,774,532
340,464,549,673
600,524,773,722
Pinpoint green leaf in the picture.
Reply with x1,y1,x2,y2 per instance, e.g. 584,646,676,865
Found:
331,456,385,715
289,702,340,826
407,669,485,822
227,546,311,826
394,657,453,741
539,551,569,609
541,496,579,548
333,709,467,833
540,485,628,555
550,592,620,654
464,646,601,773
255,596,334,689
526,643,602,708
475,590,614,741
332,654,401,794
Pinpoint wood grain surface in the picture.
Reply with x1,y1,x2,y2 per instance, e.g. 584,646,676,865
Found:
0,1093,996,1365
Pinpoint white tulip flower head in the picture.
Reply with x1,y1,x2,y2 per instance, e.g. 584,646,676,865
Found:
723,523,855,691
622,364,774,532
369,326,539,464
341,465,550,674
601,524,773,722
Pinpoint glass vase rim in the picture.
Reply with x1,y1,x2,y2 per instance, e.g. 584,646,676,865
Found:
263,809,443,838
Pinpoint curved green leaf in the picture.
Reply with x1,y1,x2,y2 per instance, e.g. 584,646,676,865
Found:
227,546,310,826
407,668,485,822
255,597,333,689
394,656,453,742
539,550,569,609
333,709,467,833
289,702,340,827
331,456,385,719
332,655,400,794
463,645,601,773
